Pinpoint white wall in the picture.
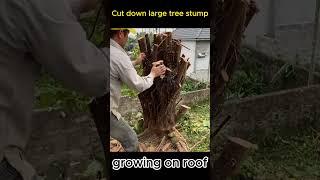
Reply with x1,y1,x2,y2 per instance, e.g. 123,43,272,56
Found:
195,41,210,70
180,40,196,75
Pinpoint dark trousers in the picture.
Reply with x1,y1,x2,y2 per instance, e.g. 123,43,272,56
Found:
0,159,22,180
110,113,139,152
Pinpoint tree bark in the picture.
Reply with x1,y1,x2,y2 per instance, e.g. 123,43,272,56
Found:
138,32,190,132
211,1,259,179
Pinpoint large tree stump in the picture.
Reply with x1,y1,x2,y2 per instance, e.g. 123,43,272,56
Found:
212,0,259,111
137,32,191,151
138,32,190,131
211,0,259,179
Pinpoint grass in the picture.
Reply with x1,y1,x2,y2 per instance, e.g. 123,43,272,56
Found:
178,99,210,152
121,84,139,98
231,128,320,179
181,78,208,93
225,47,307,100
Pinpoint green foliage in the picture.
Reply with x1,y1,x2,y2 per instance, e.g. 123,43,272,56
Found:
233,129,320,179
120,84,138,97
82,160,104,178
131,44,140,60
181,78,208,93
35,72,90,112
80,6,105,47
226,70,267,99
125,37,138,52
227,47,312,100
178,99,210,152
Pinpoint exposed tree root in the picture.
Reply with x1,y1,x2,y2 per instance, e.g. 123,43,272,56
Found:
110,128,189,152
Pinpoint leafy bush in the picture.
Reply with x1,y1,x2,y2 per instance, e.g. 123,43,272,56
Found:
226,70,267,99
35,72,90,112
178,99,210,152
181,78,208,93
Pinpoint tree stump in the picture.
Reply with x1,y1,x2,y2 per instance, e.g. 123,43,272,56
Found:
212,137,257,180
136,32,191,152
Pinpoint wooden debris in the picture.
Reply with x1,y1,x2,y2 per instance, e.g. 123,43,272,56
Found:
213,137,257,180
175,105,191,122
156,136,167,151
161,143,171,152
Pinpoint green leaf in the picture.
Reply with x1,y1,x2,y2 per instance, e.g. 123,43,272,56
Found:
83,160,104,178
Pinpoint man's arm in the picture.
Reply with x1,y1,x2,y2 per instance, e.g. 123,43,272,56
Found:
22,0,108,97
118,57,154,93
132,53,145,66
115,54,165,93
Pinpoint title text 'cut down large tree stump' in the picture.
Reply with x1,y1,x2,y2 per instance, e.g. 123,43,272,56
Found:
110,32,192,152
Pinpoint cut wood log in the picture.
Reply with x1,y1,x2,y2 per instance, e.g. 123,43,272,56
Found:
176,57,190,83
138,37,147,53
175,141,185,152
175,105,191,122
145,34,152,55
156,136,167,151
161,143,171,152
212,136,257,180
139,143,147,152
220,69,229,82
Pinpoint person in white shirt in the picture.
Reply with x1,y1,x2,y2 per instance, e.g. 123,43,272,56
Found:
110,28,166,152
0,0,107,179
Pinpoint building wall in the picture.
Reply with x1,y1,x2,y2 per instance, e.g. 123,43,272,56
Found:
180,40,196,75
244,0,271,45
244,0,318,69
275,0,315,25
215,85,320,145
187,40,210,82
244,0,315,47
195,40,210,70
256,25,320,69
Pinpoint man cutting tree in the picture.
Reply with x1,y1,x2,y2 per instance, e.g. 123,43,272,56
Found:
110,28,166,152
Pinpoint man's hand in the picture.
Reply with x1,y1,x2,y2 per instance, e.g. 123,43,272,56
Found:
150,60,166,78
137,53,146,65
132,53,146,66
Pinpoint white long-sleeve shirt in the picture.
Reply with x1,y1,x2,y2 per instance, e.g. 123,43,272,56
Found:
0,0,108,179
109,39,154,120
